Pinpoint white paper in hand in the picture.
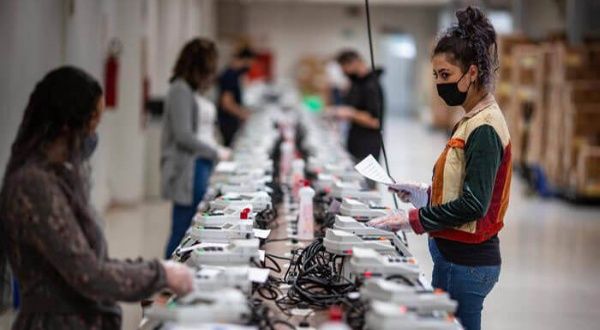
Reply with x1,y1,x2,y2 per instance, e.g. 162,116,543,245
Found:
354,155,395,185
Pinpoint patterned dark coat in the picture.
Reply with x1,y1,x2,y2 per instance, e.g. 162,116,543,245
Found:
0,158,166,329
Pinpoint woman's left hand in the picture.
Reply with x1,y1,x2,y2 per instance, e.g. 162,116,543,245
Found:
367,209,413,232
217,147,232,161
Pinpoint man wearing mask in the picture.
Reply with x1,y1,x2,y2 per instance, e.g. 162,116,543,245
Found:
333,50,385,179
217,48,256,147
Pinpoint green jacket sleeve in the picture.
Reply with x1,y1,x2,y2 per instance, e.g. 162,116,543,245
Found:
417,125,503,232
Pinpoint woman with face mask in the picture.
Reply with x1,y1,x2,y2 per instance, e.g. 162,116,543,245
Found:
367,7,510,330
0,67,194,329
161,38,230,258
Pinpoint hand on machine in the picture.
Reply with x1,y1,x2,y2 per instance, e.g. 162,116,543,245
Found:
217,146,232,161
161,260,195,296
388,182,429,209
366,209,412,233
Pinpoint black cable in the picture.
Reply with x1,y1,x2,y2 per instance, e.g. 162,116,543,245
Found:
272,319,296,330
364,0,376,73
341,297,368,330
254,255,282,273
264,237,291,244
265,254,283,273
248,297,296,330
363,0,400,210
266,253,292,261
364,0,409,244
385,274,415,286
277,239,358,313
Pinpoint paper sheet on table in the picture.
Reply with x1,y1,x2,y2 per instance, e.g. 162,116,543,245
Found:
196,268,221,277
215,161,237,173
248,267,270,283
252,228,271,239
354,155,395,185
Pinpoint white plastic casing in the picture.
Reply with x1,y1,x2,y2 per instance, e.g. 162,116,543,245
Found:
348,247,421,282
339,198,388,220
360,278,457,314
189,221,255,243
188,239,260,267
193,205,254,227
332,215,413,258
210,192,272,212
145,289,249,325
331,182,382,204
193,266,253,294
333,215,393,237
323,229,396,255
365,301,463,330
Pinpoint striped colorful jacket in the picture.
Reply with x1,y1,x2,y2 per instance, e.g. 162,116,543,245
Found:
409,94,512,244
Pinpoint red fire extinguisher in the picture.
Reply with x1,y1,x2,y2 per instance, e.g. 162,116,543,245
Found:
104,39,122,109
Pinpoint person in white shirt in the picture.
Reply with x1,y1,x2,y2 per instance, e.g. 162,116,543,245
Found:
194,93,231,160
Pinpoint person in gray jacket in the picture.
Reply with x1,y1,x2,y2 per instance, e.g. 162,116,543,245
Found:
161,38,225,257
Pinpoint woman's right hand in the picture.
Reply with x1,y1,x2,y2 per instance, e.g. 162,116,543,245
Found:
367,209,412,232
217,147,232,161
161,260,194,296
388,182,430,209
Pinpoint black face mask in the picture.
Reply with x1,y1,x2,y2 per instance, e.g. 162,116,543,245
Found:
346,73,360,81
81,132,99,160
436,70,472,106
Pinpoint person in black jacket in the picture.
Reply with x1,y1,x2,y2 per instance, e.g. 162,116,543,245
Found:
217,48,255,147
333,50,385,167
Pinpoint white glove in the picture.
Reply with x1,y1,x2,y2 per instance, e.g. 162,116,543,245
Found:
217,147,232,161
388,182,429,208
366,209,412,232
161,260,194,296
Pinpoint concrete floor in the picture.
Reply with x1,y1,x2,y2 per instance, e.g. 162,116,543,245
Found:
1,117,599,329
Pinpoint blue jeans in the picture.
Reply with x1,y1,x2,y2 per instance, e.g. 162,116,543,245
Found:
428,238,500,330
165,158,213,258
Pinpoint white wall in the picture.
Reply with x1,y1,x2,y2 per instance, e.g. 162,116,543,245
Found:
64,0,113,211
144,0,217,199
106,0,146,204
241,2,439,112
0,0,64,188
151,0,217,98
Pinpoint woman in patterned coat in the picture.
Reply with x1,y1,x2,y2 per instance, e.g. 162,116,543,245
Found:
0,67,194,329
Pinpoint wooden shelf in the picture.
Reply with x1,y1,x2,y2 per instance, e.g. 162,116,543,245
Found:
496,37,600,198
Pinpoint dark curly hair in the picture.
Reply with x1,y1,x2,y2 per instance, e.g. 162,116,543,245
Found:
170,38,218,90
433,6,498,91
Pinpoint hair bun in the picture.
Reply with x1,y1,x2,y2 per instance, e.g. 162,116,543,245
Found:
456,6,485,29
455,6,496,46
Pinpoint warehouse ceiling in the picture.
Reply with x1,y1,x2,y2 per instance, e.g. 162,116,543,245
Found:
234,0,512,9
237,0,452,6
